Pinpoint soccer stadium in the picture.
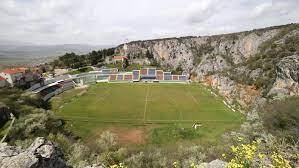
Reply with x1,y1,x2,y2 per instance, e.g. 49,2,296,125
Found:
29,67,243,145
28,67,243,145
28,68,188,101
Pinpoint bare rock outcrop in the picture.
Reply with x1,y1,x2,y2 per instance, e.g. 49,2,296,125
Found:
269,55,299,96
203,74,260,110
0,137,66,168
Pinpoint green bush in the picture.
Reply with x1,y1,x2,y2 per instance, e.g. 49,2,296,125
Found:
260,97,299,140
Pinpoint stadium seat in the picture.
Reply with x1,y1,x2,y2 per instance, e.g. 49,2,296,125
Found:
148,68,156,76
117,74,124,80
109,75,117,81
133,70,140,81
156,70,163,75
172,75,179,80
124,74,133,80
179,75,187,81
163,72,172,80
156,75,163,80
140,69,148,75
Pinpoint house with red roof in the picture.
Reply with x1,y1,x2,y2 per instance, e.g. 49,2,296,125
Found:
112,56,128,63
0,67,31,86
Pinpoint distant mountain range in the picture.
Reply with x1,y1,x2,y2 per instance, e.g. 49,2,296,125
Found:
0,40,114,69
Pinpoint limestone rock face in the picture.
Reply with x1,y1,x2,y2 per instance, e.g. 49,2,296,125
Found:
203,74,260,110
269,55,299,96
117,29,278,72
0,137,66,168
196,54,230,79
115,25,299,110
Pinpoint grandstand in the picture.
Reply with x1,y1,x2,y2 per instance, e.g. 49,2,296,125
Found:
37,79,75,101
55,67,189,84
106,68,188,83
31,67,188,101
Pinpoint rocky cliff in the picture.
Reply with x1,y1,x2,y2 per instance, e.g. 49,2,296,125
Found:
0,137,66,168
116,24,299,111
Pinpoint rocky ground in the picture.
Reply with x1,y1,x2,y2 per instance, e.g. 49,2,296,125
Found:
0,137,66,168
0,138,227,168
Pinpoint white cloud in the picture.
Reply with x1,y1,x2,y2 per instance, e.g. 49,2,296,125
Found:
251,1,290,18
0,0,298,45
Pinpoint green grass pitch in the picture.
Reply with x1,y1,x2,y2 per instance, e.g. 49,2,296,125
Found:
51,83,243,145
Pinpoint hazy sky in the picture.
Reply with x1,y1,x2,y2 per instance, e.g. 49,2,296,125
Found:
0,0,298,45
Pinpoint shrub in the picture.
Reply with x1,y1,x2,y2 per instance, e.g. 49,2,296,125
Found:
124,152,145,168
225,139,292,168
176,145,206,167
48,133,72,155
260,97,299,139
67,142,91,167
96,131,119,151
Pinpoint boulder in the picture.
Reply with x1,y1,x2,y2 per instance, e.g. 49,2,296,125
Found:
199,159,227,168
0,137,66,168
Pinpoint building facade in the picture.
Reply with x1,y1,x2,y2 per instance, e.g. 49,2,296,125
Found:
0,68,41,87
0,77,8,88
0,68,24,86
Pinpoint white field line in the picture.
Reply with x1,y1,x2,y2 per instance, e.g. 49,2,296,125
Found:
60,116,241,123
223,100,237,112
210,91,217,97
143,85,150,121
186,91,199,105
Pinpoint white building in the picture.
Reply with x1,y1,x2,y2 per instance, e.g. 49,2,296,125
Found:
0,68,25,86
0,76,8,87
